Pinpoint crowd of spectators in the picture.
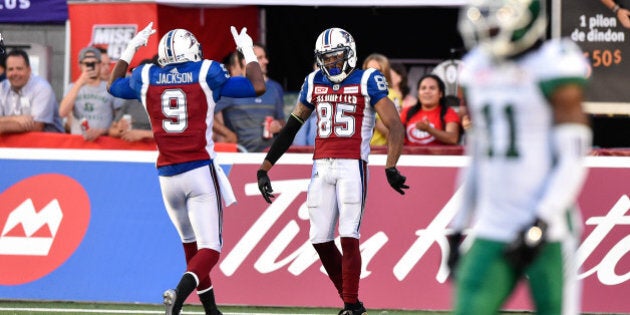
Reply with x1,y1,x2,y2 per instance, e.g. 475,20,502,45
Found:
0,40,470,150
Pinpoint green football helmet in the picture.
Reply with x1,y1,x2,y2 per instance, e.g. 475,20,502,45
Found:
458,0,547,58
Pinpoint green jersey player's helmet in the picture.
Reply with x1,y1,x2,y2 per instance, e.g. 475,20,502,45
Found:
458,0,547,58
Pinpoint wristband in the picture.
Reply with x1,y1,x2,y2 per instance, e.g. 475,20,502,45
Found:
120,46,136,64
241,46,258,64
612,4,621,13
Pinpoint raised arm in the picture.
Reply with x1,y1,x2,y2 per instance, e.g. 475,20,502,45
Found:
230,26,266,96
107,22,156,91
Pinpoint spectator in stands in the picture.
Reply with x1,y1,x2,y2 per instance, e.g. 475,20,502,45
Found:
292,111,317,146
390,62,415,109
108,58,154,142
0,49,64,134
60,46,118,141
223,50,246,77
0,54,5,82
0,32,5,82
108,98,153,142
363,53,398,146
400,74,461,145
97,47,112,81
292,61,319,147
215,44,285,152
211,52,243,145
601,0,630,28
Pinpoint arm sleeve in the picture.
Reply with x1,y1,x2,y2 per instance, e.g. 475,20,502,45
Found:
264,113,304,165
535,123,592,221
450,137,479,231
30,80,57,124
109,77,138,100
366,69,389,107
221,77,256,98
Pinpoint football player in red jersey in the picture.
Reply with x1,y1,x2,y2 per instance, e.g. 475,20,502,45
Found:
256,28,408,315
108,23,265,315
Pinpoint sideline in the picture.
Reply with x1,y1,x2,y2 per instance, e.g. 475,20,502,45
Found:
0,307,327,315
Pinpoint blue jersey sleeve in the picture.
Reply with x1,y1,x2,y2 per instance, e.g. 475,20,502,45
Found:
108,64,149,100
366,69,389,107
109,77,137,99
204,61,257,101
220,77,257,98
298,73,316,110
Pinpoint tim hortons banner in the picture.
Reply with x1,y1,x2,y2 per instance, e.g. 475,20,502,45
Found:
0,150,628,313
0,0,67,23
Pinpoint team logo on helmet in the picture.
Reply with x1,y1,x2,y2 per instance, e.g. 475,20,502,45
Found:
314,27,357,84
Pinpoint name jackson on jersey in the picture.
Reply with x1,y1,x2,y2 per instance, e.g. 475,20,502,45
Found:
156,72,194,84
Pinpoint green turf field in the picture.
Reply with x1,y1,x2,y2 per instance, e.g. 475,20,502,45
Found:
2,300,624,315
0,300,547,315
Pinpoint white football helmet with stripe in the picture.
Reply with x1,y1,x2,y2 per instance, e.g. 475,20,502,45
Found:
458,0,547,58
157,29,203,66
314,28,357,83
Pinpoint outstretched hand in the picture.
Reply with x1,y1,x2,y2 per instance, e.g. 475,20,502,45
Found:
130,22,156,51
230,26,257,64
230,26,253,52
120,22,156,63
257,170,275,204
385,167,409,195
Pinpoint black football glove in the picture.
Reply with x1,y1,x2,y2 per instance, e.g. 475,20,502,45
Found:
257,170,275,204
385,167,409,195
446,231,463,279
504,218,548,273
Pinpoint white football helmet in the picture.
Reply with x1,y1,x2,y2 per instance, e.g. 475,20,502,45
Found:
458,0,547,58
314,28,357,83
157,29,203,66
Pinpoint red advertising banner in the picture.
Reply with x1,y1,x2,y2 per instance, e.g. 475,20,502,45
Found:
208,154,630,313
0,146,627,313
67,3,259,82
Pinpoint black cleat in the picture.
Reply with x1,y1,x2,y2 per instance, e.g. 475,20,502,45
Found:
338,301,367,315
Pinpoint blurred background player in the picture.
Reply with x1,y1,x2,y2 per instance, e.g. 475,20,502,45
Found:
108,23,266,315
256,27,408,315
447,1,591,314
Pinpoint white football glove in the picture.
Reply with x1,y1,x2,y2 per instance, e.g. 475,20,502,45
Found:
230,26,257,64
120,22,156,64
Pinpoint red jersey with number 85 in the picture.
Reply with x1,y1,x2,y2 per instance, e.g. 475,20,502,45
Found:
299,68,389,162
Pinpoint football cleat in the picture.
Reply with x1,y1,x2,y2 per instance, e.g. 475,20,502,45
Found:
163,289,177,315
338,301,367,315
